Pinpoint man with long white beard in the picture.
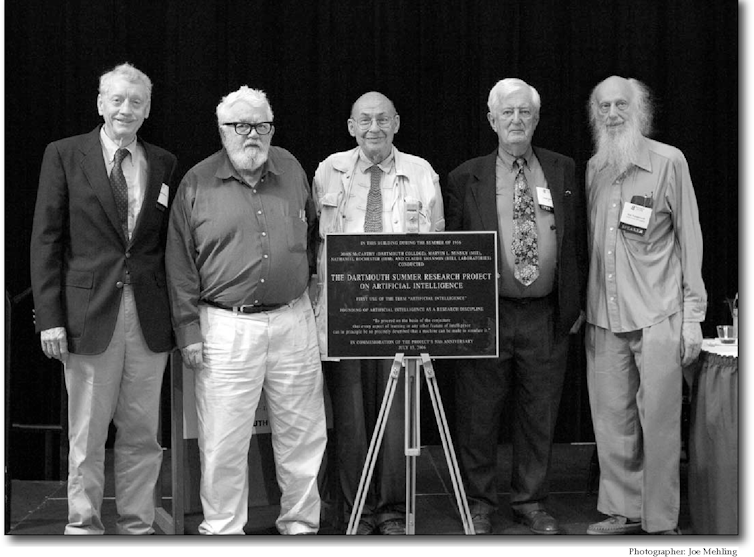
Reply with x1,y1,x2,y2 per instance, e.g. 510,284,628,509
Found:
584,76,706,536
166,86,326,535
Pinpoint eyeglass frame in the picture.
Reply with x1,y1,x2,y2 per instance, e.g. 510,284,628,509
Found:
221,121,275,135
349,115,396,131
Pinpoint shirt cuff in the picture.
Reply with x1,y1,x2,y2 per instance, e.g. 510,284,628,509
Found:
176,321,203,348
683,301,707,323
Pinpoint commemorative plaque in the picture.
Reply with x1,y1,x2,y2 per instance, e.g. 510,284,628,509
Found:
325,232,498,359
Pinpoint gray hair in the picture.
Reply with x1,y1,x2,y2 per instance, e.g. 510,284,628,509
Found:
99,63,152,102
588,76,654,136
487,78,541,115
216,86,274,124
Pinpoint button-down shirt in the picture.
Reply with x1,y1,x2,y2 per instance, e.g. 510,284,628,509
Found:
166,146,317,347
495,147,557,298
586,137,706,332
100,127,148,240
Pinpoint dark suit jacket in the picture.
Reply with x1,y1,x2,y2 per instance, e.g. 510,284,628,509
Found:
31,126,178,355
445,147,587,334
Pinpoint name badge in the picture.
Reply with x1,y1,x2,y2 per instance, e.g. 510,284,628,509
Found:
404,197,421,234
157,183,169,210
536,187,554,212
619,202,652,235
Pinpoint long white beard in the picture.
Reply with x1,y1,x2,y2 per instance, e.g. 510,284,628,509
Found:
591,123,642,176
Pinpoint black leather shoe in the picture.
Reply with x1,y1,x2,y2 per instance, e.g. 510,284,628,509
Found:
471,513,492,535
514,509,560,535
355,519,376,535
378,518,406,535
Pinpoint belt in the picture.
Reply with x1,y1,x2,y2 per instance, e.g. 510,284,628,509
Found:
202,299,285,314
500,293,554,305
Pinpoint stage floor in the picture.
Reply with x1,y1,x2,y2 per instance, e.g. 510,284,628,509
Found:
6,443,690,536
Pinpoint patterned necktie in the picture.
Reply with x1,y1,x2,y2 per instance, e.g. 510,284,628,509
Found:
110,148,129,238
364,165,383,232
512,157,539,286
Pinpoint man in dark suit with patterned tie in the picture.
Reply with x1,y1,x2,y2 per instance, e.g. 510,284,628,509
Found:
30,63,178,535
445,78,587,535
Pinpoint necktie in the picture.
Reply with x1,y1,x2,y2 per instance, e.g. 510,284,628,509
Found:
512,157,539,286
364,165,383,232
110,148,129,238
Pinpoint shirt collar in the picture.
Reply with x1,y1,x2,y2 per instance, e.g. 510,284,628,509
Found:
497,145,534,172
357,147,395,174
100,126,137,161
632,136,652,172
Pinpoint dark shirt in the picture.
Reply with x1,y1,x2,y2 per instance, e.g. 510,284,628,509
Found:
166,146,317,347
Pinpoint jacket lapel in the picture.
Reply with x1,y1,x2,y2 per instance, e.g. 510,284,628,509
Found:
469,151,498,231
79,126,126,244
131,141,163,243
535,147,564,253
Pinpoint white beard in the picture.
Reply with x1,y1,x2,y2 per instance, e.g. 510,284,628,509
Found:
591,121,643,176
224,137,269,173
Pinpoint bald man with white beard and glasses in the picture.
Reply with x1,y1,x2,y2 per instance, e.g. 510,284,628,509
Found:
584,76,706,536
166,86,326,535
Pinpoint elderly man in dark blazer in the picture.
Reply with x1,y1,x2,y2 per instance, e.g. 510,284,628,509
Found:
445,78,587,536
30,63,177,535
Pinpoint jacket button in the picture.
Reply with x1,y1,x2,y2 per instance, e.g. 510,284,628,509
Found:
116,281,124,289
125,252,131,258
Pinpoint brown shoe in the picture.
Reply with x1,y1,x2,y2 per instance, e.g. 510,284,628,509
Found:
514,509,560,535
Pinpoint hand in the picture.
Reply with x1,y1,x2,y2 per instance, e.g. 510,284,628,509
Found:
308,274,320,306
181,342,204,370
40,327,69,363
681,322,703,366
569,310,586,334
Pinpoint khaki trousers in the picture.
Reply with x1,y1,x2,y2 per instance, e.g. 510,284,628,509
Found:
64,285,167,535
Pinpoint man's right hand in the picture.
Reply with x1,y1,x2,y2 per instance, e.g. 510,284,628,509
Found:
40,327,68,363
181,342,204,370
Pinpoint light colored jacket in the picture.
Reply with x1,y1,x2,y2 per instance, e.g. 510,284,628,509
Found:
311,146,445,358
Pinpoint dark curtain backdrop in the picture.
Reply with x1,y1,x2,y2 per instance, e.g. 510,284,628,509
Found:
5,0,738,475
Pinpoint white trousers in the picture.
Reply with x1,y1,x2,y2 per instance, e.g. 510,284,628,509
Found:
586,312,682,533
196,292,327,535
64,285,168,535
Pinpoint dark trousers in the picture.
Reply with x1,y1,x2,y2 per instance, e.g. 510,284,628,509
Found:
324,359,406,526
456,295,569,515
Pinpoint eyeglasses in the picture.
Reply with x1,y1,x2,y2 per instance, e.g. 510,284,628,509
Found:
351,116,394,130
497,108,534,121
222,122,274,135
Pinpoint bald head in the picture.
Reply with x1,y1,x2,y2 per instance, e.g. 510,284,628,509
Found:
347,91,400,164
589,75,654,137
350,91,396,119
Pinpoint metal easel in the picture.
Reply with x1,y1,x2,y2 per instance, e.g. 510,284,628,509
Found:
345,352,475,535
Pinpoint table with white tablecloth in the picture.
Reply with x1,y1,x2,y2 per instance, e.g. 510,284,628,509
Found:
685,339,738,535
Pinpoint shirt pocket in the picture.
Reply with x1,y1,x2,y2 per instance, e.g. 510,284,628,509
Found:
318,191,343,234
286,216,307,252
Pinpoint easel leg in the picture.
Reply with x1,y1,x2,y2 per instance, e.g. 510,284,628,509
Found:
420,354,476,534
405,358,421,535
346,354,405,535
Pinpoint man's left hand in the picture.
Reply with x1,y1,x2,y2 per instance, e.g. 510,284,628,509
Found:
569,310,586,334
681,322,703,366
